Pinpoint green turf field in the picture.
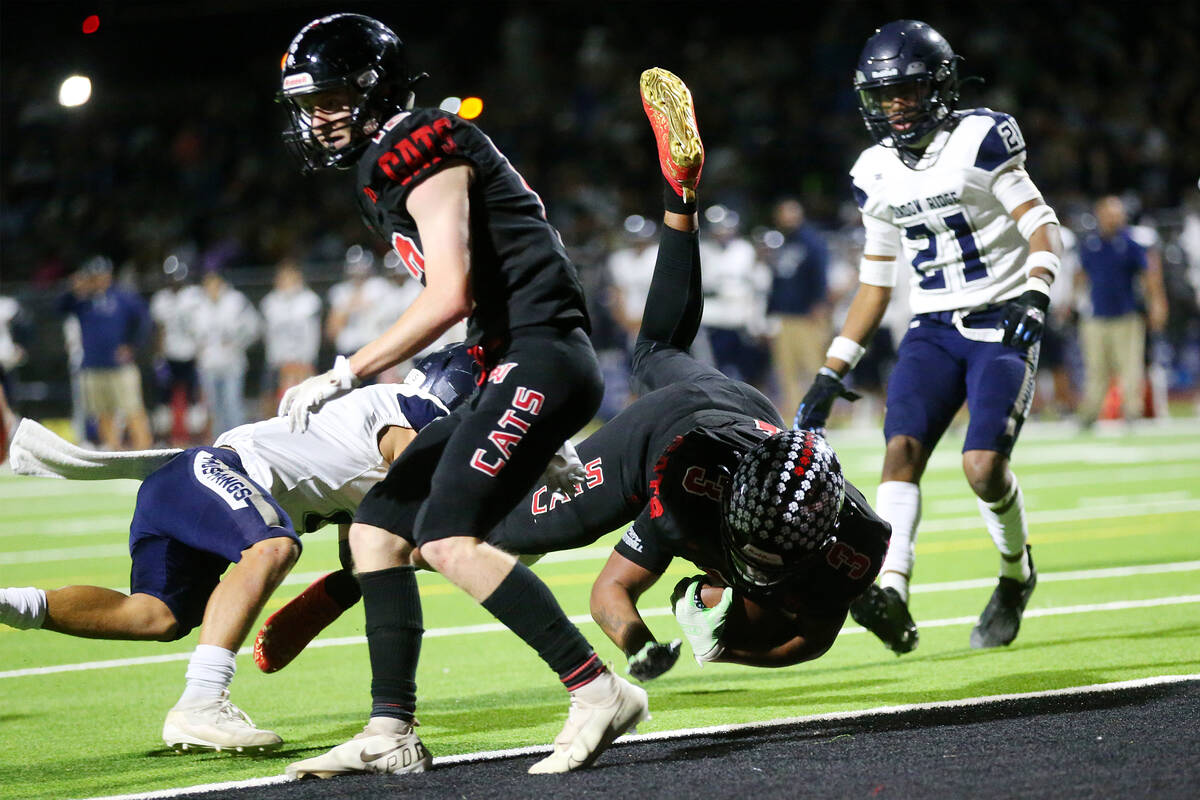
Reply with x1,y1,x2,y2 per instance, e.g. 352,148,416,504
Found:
2,420,1198,800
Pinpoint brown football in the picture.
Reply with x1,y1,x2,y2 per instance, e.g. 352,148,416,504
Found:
697,579,798,651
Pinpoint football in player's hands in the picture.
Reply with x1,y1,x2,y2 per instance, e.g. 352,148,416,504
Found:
695,578,798,652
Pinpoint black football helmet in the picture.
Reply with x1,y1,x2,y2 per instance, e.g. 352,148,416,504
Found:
854,20,961,161
404,343,479,412
279,14,424,172
721,430,844,595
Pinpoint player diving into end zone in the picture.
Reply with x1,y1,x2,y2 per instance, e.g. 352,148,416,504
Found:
0,346,487,752
260,67,892,684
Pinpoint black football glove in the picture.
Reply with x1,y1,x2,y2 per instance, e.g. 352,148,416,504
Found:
626,639,682,681
794,368,861,432
1000,288,1050,350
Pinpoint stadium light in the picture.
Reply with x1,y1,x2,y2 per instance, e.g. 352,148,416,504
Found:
459,97,484,120
58,75,92,107
439,96,462,114
82,15,100,34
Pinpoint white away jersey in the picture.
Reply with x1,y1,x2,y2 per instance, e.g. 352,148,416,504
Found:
213,383,449,533
851,109,1039,314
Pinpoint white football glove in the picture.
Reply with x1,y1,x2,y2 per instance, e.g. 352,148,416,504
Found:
540,439,586,497
277,355,359,433
671,577,732,665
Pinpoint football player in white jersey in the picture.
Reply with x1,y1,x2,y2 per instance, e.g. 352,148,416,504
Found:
795,20,1063,654
0,345,477,752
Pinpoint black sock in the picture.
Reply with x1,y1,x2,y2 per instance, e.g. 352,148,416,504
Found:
481,561,605,690
663,180,697,215
324,568,362,609
636,224,703,351
359,566,423,721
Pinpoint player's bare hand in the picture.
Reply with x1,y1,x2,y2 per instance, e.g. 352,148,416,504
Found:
277,355,359,432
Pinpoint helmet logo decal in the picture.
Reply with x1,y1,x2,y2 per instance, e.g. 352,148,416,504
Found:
741,543,785,567
283,73,314,90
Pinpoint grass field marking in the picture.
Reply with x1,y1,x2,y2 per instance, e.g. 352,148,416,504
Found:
76,673,1200,800
918,496,1200,534
911,559,1200,594
0,479,139,500
0,515,134,539
6,589,1198,680
0,542,128,565
10,495,1197,567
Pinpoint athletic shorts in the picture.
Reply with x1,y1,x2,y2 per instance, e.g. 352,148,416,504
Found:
128,447,298,638
884,309,1039,457
81,364,145,417
355,325,603,545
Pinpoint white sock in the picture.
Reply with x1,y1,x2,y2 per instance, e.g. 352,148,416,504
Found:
876,481,921,602
976,475,1032,582
179,644,237,704
0,587,48,630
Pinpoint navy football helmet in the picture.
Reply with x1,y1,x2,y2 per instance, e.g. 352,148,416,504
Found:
404,343,479,412
854,20,961,159
721,430,844,595
279,14,425,172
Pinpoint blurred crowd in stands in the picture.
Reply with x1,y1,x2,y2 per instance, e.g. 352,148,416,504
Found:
2,1,1198,447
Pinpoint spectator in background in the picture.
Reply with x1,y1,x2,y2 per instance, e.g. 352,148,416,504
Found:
149,256,205,446
698,205,772,389
260,258,322,410
58,257,153,450
373,252,467,383
765,198,831,419
195,268,261,434
325,246,394,375
606,215,660,345
1076,195,1169,427
0,292,25,462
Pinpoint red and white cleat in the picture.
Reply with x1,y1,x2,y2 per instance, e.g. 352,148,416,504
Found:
640,67,704,204
254,571,357,673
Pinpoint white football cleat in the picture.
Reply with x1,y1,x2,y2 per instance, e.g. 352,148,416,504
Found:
528,670,649,774
162,692,282,752
286,717,432,780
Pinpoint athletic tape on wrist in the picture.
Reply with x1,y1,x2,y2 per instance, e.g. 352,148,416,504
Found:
826,336,867,369
1024,250,1061,280
1025,275,1053,297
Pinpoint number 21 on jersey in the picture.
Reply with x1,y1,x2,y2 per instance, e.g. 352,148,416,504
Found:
904,211,986,291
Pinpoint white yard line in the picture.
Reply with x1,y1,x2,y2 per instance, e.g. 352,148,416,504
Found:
75,672,1200,800
5,586,1198,680
5,492,1197,567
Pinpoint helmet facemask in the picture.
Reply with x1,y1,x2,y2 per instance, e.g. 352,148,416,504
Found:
280,71,408,173
856,59,959,162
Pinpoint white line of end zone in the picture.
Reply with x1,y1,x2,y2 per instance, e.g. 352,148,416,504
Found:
5,588,1199,680
77,673,1200,800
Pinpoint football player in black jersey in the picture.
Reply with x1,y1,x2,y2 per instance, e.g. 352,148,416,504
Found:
262,66,890,685
275,14,645,778
487,69,892,678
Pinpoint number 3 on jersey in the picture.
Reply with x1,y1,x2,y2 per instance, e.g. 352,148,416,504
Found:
391,232,426,281
904,211,986,290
